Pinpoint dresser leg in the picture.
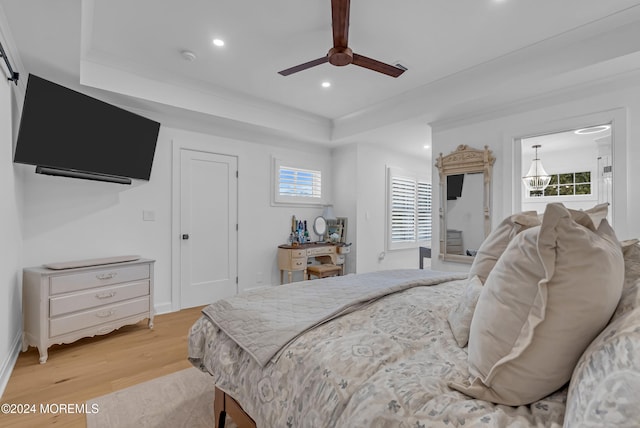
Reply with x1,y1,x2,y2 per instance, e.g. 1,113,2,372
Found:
148,317,154,329
287,271,292,283
38,347,48,364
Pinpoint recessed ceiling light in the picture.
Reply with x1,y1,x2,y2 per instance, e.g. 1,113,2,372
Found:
321,81,331,88
212,38,225,47
575,125,610,135
423,145,430,149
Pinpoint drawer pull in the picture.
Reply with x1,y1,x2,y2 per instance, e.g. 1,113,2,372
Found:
95,310,116,318
95,291,117,299
96,272,117,280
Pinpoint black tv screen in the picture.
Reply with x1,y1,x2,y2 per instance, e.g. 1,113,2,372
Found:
447,174,464,200
14,74,160,181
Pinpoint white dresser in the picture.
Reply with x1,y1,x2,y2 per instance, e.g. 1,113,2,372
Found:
22,258,155,363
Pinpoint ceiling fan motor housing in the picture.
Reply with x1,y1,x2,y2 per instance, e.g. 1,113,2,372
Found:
328,47,353,66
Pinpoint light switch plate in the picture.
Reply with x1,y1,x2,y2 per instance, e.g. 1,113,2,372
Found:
143,210,156,221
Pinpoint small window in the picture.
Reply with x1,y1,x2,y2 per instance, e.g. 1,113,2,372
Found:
387,167,431,250
278,166,322,199
528,171,591,198
273,158,326,205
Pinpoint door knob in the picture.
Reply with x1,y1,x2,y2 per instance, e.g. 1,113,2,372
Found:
182,234,189,240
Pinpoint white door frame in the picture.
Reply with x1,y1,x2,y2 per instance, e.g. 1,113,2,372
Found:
502,108,627,236
171,139,239,312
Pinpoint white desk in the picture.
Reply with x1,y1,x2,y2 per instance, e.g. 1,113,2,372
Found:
277,243,348,284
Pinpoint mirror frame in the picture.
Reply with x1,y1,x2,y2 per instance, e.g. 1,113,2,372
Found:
436,145,495,263
313,216,327,241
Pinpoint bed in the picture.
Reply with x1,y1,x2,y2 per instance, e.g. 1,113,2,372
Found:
188,204,640,428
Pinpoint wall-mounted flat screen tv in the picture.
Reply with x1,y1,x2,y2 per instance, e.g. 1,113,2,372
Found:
13,74,160,183
447,174,464,200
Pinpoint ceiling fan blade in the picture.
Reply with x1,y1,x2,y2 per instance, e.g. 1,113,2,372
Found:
352,53,406,78
332,0,350,48
278,56,329,76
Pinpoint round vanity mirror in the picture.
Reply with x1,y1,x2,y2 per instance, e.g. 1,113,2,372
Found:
313,216,327,241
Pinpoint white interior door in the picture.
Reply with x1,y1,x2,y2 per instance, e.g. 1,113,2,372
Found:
180,149,238,308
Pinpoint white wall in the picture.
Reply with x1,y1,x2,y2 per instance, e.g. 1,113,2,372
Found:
168,127,332,294
353,144,432,273
0,73,24,395
431,80,640,272
20,125,332,312
331,144,358,273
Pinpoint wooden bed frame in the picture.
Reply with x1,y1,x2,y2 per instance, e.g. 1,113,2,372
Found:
214,387,257,428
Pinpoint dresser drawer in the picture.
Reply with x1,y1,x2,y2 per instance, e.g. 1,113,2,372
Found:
49,280,150,317
50,264,150,295
49,296,150,337
292,258,307,269
289,249,306,258
307,246,335,256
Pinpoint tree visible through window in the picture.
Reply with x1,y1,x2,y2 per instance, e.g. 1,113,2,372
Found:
529,171,591,197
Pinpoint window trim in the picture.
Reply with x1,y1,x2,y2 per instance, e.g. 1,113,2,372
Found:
386,167,432,251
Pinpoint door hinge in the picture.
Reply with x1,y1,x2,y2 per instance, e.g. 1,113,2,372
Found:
236,223,238,231
236,170,238,178
235,276,238,284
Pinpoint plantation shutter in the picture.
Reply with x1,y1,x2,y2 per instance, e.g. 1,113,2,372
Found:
417,181,432,241
278,166,322,199
390,176,417,243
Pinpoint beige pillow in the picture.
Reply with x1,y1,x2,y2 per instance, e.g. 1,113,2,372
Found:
451,203,624,406
611,239,640,320
447,275,483,347
536,202,609,228
468,211,540,284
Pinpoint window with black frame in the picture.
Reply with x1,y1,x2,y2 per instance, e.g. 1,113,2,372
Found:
529,171,591,197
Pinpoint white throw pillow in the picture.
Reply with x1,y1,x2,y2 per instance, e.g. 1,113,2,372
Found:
447,275,483,347
468,211,540,284
451,203,624,406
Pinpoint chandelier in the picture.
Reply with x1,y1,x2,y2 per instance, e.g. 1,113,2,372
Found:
522,144,551,191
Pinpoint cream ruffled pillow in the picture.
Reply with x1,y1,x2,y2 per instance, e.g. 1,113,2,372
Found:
447,275,483,347
467,211,540,284
451,203,624,406
448,211,539,348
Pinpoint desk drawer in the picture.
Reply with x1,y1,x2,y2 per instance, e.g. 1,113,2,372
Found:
50,264,150,295
307,246,336,256
49,297,150,337
50,280,150,317
291,258,306,270
289,249,306,258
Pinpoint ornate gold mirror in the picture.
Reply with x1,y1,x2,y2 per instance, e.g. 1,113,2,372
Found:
436,145,495,263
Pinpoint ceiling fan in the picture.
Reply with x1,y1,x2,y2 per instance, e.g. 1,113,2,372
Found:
278,0,406,78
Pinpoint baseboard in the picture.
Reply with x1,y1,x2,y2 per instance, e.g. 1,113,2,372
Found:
0,329,22,399
154,302,173,315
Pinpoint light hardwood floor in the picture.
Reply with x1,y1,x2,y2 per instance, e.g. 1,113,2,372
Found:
1,306,205,428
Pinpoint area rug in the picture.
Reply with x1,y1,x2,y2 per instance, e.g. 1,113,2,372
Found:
86,367,237,428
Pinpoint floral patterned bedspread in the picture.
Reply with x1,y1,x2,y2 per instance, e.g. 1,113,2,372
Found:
188,278,567,427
